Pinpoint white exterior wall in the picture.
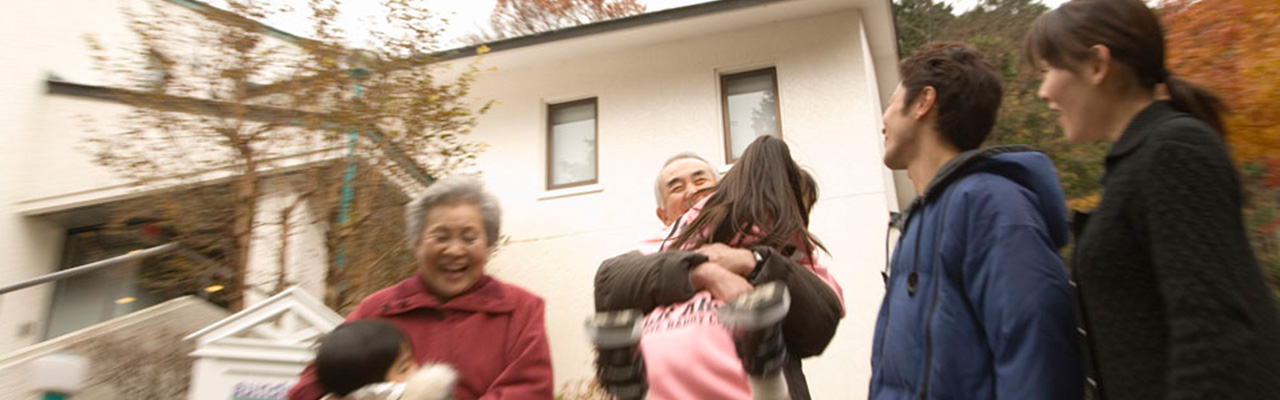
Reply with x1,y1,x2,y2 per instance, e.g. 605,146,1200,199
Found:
0,0,145,355
464,9,891,397
244,178,331,306
0,0,323,354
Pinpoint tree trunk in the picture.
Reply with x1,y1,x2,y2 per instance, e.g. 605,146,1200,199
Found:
229,165,258,311
277,202,293,295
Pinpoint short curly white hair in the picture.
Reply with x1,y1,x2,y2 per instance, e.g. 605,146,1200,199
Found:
405,175,502,249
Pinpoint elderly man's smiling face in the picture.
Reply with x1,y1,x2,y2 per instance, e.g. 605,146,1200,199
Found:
656,158,717,225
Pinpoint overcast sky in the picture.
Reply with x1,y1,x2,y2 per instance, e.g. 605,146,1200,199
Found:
226,0,1074,48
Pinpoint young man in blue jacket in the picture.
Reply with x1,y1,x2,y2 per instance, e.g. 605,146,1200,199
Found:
869,42,1081,399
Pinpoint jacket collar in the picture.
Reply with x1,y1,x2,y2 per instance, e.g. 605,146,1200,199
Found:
1105,100,1177,167
896,145,1035,230
376,274,517,317
920,145,1035,202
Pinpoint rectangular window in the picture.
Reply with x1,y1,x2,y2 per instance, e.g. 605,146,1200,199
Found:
721,67,781,163
44,227,164,339
547,98,598,189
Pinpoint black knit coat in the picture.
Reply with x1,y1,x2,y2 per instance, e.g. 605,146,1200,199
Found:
1072,101,1280,400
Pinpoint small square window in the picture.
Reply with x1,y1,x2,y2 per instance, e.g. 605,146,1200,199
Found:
721,67,781,163
547,98,598,189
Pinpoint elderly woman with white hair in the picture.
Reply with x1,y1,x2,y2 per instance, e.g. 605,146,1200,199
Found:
288,176,554,400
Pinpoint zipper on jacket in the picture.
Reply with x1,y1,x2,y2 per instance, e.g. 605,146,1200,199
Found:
916,191,954,400
873,240,899,384
875,211,918,373
917,256,943,400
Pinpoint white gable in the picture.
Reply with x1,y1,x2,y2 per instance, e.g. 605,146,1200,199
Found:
186,286,342,364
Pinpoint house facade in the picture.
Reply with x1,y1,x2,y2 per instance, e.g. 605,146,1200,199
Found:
0,0,905,397
440,0,903,396
0,0,330,360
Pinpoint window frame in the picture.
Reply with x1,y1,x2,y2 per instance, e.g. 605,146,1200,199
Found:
545,97,600,190
43,225,156,339
719,67,783,164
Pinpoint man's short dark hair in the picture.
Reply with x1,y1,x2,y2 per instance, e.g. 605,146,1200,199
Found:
899,42,1004,151
315,320,407,396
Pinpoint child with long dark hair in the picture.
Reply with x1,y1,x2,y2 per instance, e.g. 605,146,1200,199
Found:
600,134,842,400
670,135,827,261
1025,0,1280,398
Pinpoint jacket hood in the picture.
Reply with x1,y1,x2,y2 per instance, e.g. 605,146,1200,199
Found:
907,145,1069,248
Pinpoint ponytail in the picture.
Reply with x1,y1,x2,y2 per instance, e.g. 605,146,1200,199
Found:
1025,0,1231,137
1164,75,1228,137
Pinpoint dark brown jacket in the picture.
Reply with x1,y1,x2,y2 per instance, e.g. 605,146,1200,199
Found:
594,247,843,400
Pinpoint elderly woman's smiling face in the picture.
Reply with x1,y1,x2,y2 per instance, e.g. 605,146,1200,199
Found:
415,202,489,301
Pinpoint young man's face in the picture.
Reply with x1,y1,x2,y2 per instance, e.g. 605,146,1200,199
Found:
656,158,717,225
881,83,927,170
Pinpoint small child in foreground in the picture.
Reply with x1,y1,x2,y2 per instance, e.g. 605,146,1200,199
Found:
315,320,457,400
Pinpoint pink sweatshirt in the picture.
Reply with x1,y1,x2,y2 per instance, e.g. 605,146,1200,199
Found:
635,199,843,400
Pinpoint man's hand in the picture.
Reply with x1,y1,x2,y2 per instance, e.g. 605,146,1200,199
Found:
691,262,753,302
695,243,756,277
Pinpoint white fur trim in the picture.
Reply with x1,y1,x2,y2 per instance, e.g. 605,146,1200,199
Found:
401,363,458,400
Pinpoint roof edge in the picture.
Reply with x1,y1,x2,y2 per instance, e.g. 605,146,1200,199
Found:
46,78,435,187
246,0,792,97
435,0,791,62
164,0,314,45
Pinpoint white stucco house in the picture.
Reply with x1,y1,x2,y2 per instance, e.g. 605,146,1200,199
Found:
0,0,907,397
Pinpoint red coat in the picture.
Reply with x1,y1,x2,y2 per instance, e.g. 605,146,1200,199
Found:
287,275,554,400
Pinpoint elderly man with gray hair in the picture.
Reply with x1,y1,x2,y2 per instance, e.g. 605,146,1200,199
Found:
288,175,553,400
652,152,720,226
593,152,843,400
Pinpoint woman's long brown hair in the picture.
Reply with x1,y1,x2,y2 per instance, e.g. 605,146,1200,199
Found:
671,135,826,257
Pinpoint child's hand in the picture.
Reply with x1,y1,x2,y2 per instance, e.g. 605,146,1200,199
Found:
696,243,756,277
692,262,753,302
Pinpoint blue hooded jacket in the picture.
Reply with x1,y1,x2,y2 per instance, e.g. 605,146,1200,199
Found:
869,146,1081,399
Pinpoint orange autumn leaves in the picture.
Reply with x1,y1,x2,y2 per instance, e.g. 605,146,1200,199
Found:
1162,0,1280,293
1162,0,1280,164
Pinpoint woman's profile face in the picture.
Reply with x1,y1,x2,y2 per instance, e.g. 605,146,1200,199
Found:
414,203,490,302
1038,64,1108,144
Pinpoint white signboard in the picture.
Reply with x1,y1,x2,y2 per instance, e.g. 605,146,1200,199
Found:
185,287,343,400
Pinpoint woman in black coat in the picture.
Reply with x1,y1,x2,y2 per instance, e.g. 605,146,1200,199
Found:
1024,0,1280,399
